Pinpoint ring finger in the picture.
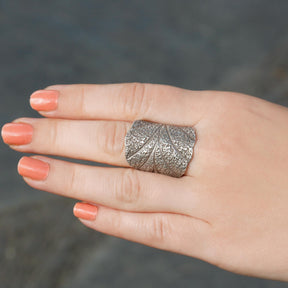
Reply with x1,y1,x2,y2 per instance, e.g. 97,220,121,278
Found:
18,156,205,217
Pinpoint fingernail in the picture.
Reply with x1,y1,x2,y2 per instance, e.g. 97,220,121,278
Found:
18,157,50,181
30,90,59,111
73,203,98,221
1,123,33,145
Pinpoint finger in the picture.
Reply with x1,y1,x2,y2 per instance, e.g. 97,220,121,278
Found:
74,203,212,260
18,156,205,217
30,83,206,125
9,118,130,166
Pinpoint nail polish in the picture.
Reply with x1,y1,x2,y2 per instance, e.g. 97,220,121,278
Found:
30,90,59,111
73,203,98,221
18,157,50,181
1,123,33,145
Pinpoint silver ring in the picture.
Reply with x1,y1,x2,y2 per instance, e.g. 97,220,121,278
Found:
125,120,196,177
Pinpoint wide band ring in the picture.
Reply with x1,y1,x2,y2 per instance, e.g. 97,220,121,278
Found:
125,120,196,178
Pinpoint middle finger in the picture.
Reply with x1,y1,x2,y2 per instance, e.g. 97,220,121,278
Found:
5,118,130,166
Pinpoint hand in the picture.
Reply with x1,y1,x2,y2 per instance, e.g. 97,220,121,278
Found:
2,83,288,281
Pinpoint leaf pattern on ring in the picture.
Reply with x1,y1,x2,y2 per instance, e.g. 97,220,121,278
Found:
125,120,196,177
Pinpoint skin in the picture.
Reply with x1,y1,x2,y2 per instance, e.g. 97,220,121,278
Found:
2,83,288,281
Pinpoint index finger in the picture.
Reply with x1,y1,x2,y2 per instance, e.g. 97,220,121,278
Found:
30,83,206,125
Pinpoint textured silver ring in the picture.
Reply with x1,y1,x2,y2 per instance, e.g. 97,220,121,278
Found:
125,120,196,178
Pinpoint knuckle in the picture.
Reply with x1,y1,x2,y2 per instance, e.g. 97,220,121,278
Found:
100,122,127,157
65,165,79,197
148,215,171,244
48,120,60,150
114,169,141,205
77,85,87,116
118,83,151,118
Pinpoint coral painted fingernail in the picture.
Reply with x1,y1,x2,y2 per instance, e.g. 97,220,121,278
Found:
18,157,50,181
30,90,59,111
73,203,98,221
1,123,33,145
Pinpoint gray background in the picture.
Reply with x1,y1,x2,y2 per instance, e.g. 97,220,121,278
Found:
1,0,288,287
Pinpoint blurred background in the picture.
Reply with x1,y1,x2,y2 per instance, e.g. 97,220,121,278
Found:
1,0,288,287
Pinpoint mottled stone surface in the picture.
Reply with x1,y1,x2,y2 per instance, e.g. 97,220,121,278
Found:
1,0,288,287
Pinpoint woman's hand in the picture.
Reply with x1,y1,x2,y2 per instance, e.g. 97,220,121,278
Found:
2,83,288,281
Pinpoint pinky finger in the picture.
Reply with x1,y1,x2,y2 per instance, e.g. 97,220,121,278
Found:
73,203,212,260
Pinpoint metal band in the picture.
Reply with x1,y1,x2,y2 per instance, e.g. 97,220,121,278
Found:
125,120,196,177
